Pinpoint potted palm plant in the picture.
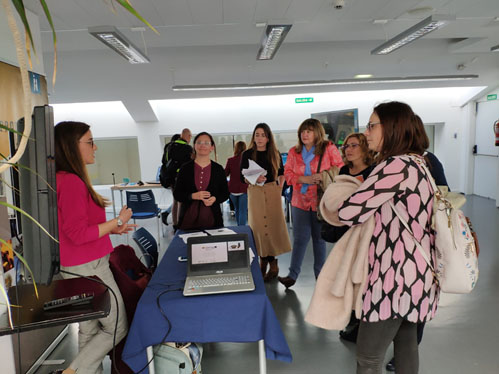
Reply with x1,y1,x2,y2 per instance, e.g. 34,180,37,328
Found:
0,0,156,328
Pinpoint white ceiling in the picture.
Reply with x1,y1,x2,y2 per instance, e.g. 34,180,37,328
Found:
24,0,499,121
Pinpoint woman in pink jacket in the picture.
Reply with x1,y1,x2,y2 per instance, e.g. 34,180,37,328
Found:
54,121,135,374
278,118,343,288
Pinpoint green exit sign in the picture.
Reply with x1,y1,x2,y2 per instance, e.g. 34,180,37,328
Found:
295,97,314,103
487,94,497,101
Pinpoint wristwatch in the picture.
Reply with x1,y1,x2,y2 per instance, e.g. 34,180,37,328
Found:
117,217,123,227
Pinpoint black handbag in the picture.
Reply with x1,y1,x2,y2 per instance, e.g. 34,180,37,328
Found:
321,223,348,243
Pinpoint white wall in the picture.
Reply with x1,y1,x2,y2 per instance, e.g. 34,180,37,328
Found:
53,86,483,194
473,87,499,206
0,6,45,75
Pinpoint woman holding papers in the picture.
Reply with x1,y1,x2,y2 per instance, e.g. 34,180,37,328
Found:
278,118,343,289
240,123,291,282
174,132,229,230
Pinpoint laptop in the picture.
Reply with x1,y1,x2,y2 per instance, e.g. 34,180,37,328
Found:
183,233,255,296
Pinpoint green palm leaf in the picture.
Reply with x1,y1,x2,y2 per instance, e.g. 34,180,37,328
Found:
0,201,58,242
115,0,159,34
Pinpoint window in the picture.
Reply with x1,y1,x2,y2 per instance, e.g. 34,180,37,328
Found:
87,138,141,185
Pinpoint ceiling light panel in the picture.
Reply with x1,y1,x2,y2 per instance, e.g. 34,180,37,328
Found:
172,75,478,91
88,26,150,64
257,24,292,60
371,14,455,55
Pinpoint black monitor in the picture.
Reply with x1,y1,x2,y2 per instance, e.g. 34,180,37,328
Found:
17,105,59,285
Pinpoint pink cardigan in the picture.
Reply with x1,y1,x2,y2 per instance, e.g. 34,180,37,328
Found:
57,171,113,266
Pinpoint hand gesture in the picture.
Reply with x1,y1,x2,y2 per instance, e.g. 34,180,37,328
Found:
119,205,133,223
192,191,211,200
112,223,138,235
256,175,266,184
203,196,216,207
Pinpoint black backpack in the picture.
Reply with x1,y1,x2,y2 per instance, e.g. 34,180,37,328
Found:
159,141,178,188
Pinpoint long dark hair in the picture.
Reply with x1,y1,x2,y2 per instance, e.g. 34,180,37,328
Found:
295,118,329,155
233,141,247,157
54,121,108,207
193,131,217,161
248,123,280,180
373,101,427,162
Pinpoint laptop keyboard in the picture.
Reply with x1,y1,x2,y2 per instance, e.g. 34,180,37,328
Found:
188,275,252,288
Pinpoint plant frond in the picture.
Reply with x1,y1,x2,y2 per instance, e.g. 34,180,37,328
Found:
114,0,159,34
0,201,58,242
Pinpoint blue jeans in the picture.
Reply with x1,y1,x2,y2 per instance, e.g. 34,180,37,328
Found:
230,193,248,226
288,206,326,280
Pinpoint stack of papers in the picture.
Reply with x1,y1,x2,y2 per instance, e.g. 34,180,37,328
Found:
242,160,267,186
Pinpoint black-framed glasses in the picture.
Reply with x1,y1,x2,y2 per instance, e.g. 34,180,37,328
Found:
79,140,95,147
341,143,360,151
366,122,381,131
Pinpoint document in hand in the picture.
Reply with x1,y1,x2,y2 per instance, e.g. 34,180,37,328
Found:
242,160,267,186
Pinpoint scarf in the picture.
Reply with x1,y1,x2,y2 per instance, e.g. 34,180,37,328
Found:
300,145,316,194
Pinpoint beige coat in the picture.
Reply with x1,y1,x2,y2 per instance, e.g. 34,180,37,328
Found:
305,175,374,330
248,182,291,257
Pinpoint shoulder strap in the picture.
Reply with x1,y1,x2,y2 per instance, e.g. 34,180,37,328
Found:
389,201,436,276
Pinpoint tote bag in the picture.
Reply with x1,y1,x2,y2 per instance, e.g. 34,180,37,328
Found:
391,157,479,294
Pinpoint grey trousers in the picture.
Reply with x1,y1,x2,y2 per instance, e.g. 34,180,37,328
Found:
61,255,128,374
357,318,418,374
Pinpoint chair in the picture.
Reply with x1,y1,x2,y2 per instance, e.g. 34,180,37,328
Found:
132,227,159,269
126,189,161,249
108,244,152,374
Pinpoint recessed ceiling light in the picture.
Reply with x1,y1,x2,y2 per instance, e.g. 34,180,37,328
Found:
255,22,267,28
407,6,434,16
354,74,373,79
373,19,389,25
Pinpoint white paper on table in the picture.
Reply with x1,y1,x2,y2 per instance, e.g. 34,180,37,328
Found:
179,231,208,244
241,159,267,186
249,248,256,263
204,228,237,236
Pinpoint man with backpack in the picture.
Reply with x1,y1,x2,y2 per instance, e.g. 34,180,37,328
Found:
160,128,193,227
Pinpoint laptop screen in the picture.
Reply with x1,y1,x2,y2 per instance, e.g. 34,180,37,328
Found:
187,234,249,273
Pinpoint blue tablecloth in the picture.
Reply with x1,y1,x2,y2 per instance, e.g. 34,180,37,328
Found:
122,226,292,373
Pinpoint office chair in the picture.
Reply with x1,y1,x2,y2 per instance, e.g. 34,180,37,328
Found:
131,228,159,270
126,189,162,249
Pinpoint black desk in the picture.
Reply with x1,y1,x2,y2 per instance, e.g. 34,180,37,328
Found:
1,277,110,336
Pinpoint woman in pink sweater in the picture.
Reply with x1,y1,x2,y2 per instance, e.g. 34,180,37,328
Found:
54,121,135,374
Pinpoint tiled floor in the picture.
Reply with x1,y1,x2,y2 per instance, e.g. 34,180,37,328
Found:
33,195,498,374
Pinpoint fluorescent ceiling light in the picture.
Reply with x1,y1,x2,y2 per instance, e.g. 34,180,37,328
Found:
491,44,499,52
354,74,373,79
371,14,455,55
172,75,478,91
257,24,292,60
88,26,150,64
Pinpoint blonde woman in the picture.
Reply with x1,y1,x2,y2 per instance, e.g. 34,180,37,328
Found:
278,118,344,289
240,123,291,281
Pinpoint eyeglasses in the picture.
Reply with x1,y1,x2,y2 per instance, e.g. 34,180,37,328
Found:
341,143,360,151
366,122,381,131
195,141,212,146
79,140,95,147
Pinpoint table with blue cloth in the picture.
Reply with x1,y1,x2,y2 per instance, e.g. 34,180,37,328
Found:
122,225,292,374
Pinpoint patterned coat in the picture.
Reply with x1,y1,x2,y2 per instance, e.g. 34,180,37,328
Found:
338,155,440,323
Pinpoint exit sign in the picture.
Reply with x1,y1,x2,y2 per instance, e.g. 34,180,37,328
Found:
487,94,497,101
295,97,314,103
